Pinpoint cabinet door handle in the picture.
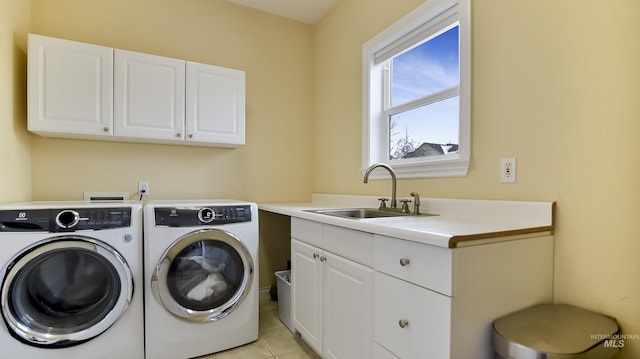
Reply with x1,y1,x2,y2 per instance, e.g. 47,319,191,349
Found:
313,253,320,259
398,319,409,328
320,256,326,262
399,258,410,266
103,127,109,132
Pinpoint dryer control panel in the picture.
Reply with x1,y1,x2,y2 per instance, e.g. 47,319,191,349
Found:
154,205,252,227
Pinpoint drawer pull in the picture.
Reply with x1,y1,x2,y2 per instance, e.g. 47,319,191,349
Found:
398,319,409,328
399,258,410,266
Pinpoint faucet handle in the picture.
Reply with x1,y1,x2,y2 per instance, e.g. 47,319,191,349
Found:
378,198,389,209
410,192,421,215
400,199,412,213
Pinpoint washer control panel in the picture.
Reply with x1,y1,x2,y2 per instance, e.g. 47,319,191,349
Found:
0,207,132,232
155,205,252,227
51,208,132,232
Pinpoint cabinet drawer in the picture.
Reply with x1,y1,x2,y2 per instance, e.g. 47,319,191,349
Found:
291,218,323,247
374,235,452,295
324,225,374,267
374,272,451,358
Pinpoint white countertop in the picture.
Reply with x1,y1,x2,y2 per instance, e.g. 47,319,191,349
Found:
259,194,555,248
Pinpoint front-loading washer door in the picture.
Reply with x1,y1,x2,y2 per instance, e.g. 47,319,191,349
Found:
152,229,254,322
0,236,133,348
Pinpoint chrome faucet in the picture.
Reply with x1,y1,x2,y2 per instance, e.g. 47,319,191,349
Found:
363,163,397,209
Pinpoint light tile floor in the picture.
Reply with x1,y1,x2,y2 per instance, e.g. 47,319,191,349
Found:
197,290,321,359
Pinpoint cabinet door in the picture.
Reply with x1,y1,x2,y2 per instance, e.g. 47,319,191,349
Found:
186,62,245,146
291,239,323,354
323,251,373,359
114,49,185,141
28,34,113,137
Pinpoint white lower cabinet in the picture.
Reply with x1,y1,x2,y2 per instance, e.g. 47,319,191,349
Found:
374,272,450,358
291,239,323,351
291,219,374,359
373,233,554,359
323,251,373,359
291,217,554,359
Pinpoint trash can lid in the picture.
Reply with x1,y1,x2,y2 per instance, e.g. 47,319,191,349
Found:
493,304,618,355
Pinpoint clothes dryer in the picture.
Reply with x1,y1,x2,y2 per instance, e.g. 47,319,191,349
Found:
144,200,258,359
0,202,143,359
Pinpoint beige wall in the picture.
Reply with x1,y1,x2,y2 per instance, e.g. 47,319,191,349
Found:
29,0,314,204
0,0,31,204
314,0,640,357
6,0,639,355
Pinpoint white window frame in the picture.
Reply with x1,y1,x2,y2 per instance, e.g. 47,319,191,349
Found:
362,0,471,179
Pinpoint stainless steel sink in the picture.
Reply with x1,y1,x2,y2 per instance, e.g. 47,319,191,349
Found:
306,208,424,219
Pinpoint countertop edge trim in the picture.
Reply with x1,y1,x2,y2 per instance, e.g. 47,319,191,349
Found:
448,226,555,248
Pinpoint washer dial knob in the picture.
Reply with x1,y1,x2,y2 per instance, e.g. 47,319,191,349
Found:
56,210,80,228
198,207,216,223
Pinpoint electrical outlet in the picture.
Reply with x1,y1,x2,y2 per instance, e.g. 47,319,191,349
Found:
138,181,150,196
501,158,517,183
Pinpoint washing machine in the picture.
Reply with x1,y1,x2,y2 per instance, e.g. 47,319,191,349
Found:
144,200,259,359
0,201,144,359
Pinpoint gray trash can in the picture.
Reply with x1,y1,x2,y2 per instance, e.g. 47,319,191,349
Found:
275,270,294,333
492,304,620,359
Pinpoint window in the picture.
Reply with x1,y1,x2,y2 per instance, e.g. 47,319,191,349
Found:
362,0,470,178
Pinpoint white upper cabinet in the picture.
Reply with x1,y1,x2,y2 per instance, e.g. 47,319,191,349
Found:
115,50,185,142
28,34,114,137
186,62,245,146
27,34,245,147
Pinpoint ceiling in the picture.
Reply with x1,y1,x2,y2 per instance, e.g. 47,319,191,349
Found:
225,0,338,24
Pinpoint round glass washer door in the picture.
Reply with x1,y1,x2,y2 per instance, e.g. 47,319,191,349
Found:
0,236,133,348
152,229,254,322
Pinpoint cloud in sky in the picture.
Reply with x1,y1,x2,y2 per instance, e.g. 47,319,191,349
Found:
391,26,459,106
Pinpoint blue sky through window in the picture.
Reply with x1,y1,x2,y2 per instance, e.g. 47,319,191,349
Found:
389,25,460,157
